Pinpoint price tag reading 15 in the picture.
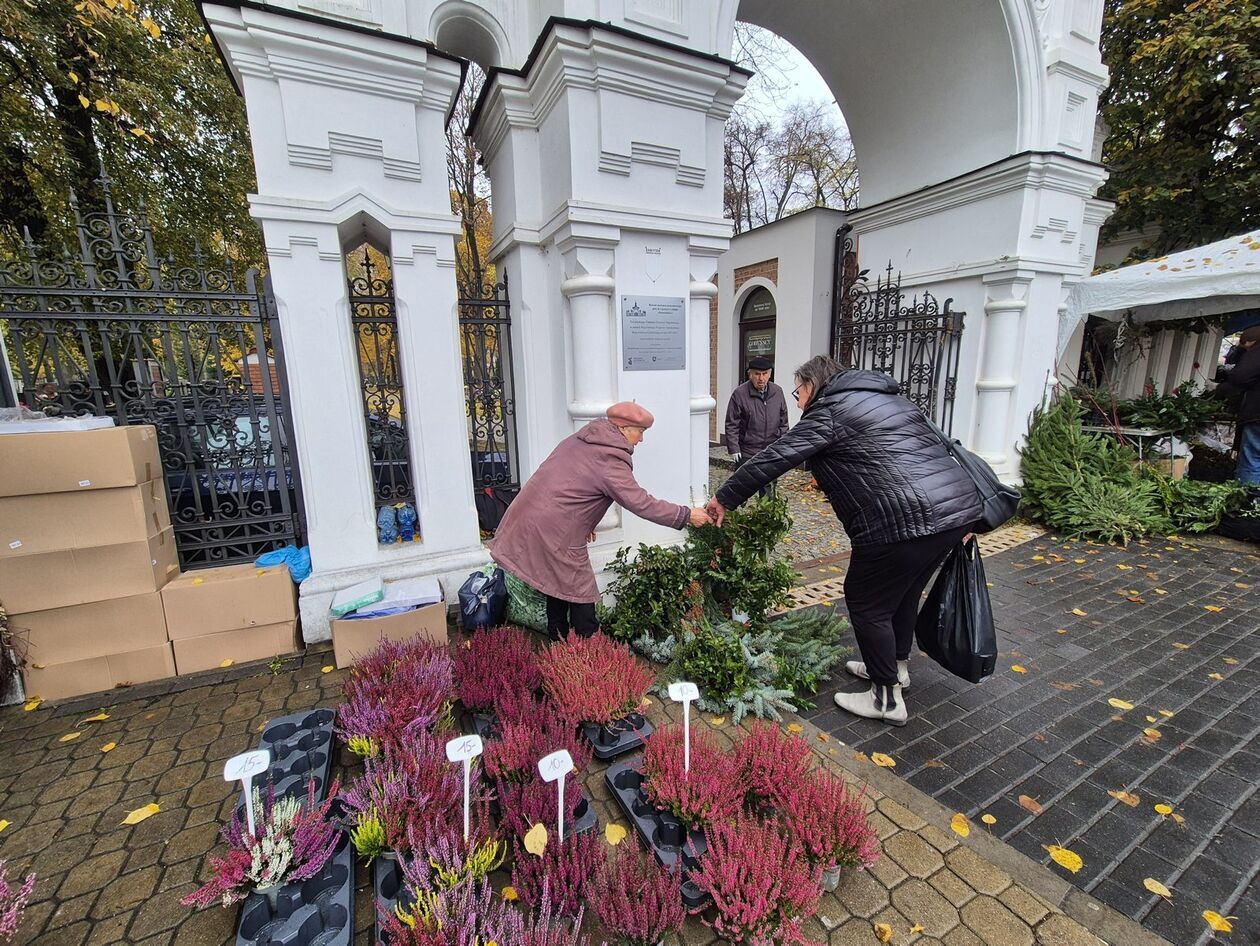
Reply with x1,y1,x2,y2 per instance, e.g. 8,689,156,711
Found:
445,735,484,842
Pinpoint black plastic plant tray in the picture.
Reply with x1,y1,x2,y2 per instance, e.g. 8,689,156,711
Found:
373,855,407,946
604,756,708,908
239,709,335,812
236,829,353,946
580,713,654,761
456,702,498,741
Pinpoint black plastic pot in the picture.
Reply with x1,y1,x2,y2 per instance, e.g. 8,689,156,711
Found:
373,854,406,946
580,713,654,760
236,830,353,946
456,702,499,740
605,756,708,908
240,709,335,813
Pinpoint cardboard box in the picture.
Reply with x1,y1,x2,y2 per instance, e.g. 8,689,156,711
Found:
0,479,170,558
0,425,161,497
172,620,299,675
23,643,175,701
161,563,296,640
11,593,168,665
331,602,448,669
0,527,179,614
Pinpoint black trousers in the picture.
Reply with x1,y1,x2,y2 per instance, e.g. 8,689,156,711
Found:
843,527,968,686
545,595,599,641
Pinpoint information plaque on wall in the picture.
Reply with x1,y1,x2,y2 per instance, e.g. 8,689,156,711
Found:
621,295,686,371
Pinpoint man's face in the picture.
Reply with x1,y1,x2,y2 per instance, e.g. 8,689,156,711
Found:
749,368,771,391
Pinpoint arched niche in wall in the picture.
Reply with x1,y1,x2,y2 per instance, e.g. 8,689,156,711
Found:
738,284,778,379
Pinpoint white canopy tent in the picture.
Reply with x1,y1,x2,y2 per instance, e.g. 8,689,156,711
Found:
1059,230,1260,361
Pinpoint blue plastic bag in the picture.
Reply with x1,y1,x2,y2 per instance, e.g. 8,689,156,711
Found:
255,545,311,583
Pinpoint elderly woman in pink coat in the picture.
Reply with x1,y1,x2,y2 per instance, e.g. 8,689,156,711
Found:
490,401,711,640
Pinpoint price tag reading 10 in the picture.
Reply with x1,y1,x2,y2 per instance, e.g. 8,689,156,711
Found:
445,735,484,842
538,749,574,841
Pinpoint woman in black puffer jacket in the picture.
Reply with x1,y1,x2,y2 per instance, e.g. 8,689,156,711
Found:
707,355,983,727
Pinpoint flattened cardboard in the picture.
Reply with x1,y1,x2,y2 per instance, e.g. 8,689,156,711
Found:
23,643,175,702
0,425,161,497
331,601,448,669
0,479,170,557
0,528,179,614
172,620,299,676
161,563,296,640
12,593,168,664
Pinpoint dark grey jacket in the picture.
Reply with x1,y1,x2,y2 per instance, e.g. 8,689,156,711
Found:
716,370,983,547
725,381,789,455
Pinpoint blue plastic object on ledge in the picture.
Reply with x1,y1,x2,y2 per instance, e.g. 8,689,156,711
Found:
255,545,312,583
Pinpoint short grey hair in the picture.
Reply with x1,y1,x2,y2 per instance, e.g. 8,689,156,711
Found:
794,354,842,394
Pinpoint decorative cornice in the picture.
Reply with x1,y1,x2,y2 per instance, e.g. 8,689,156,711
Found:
248,191,463,235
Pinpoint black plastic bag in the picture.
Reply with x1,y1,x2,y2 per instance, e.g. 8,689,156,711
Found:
914,538,997,683
475,487,518,533
458,567,507,630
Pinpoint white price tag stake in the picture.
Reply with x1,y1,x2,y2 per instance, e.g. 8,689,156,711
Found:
668,681,699,774
224,749,271,835
446,735,484,843
538,749,574,841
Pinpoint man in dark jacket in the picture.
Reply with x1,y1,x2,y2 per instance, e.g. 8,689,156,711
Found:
725,356,789,496
707,355,982,726
1217,326,1260,486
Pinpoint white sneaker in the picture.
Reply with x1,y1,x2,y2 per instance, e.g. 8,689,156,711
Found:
834,683,908,727
846,659,910,689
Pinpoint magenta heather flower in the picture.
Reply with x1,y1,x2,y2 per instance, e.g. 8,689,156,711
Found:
0,862,35,941
689,816,821,946
511,830,606,917
483,711,591,785
540,634,654,725
641,723,743,829
590,846,686,946
783,771,878,871
338,638,453,751
496,772,584,841
381,877,522,946
735,721,812,810
454,625,543,712
181,779,341,909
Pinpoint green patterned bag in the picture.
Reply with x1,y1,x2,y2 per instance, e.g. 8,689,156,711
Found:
504,570,548,633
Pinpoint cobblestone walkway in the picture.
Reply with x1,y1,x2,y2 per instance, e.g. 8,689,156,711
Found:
804,533,1260,946
0,636,1146,944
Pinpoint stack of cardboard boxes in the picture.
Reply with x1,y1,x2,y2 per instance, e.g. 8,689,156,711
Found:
0,426,180,700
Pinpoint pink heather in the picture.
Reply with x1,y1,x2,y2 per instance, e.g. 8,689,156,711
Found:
641,723,743,829
540,634,654,726
783,771,879,871
511,830,606,917
454,625,543,712
483,710,591,785
341,740,464,856
736,721,812,810
590,846,687,946
0,863,36,940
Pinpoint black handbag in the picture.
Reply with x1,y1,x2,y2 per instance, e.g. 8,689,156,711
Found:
926,419,1021,533
914,537,997,683
458,567,507,630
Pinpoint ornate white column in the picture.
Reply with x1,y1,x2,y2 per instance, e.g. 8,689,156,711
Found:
973,273,1033,473
559,242,618,429
688,246,722,505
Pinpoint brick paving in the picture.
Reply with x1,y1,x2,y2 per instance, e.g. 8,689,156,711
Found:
805,533,1260,946
0,628,1143,945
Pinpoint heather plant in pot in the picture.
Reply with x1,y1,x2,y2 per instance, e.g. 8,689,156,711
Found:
689,815,820,946
0,862,35,941
453,625,543,714
181,779,341,910
590,847,686,946
735,720,812,812
540,633,655,755
381,876,522,946
483,711,592,786
496,771,586,841
338,638,453,753
511,828,607,917
640,722,742,830
783,770,879,890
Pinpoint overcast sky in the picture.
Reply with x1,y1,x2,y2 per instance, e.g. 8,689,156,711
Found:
735,26,849,133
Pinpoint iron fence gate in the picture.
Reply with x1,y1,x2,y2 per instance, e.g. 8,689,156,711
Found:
830,224,963,434
0,172,304,568
460,277,519,492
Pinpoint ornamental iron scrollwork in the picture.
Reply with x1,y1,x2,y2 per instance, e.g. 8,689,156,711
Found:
830,224,964,435
0,167,305,568
460,276,519,491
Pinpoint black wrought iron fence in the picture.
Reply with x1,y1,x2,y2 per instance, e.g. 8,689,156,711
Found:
460,277,519,491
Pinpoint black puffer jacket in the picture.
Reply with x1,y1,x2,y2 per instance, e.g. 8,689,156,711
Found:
715,370,983,547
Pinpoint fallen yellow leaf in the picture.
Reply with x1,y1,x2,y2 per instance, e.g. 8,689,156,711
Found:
59,732,81,743
1208,672,1224,681
873,922,893,944
950,813,970,837
871,752,896,768
1074,559,1086,564
853,751,869,762
816,732,830,743
1108,698,1135,710
787,723,803,734
1171,813,1185,825
81,712,109,723
1153,588,1167,595
501,886,518,902
710,716,725,726
523,822,547,857
1032,555,1044,561
980,813,997,826
1116,564,1131,570
1071,608,1088,616
1142,728,1162,742
1143,878,1172,899
1154,803,1174,816
192,577,204,585
1019,795,1044,816
910,924,924,934
1146,715,1157,723
0,820,9,833
1109,790,1141,807
101,741,117,753
1044,845,1083,873
321,666,334,674
1158,710,1174,718
1172,642,1190,650
1223,657,1239,665
1202,911,1233,933
1011,665,1028,674
605,823,627,846
220,659,234,668
121,802,160,825
23,699,41,712
1204,605,1223,613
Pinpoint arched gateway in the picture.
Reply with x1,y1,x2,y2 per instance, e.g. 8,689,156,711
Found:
199,0,1110,640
